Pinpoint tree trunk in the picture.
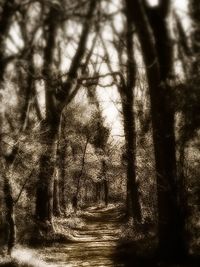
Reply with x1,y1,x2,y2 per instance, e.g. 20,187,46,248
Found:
96,182,101,203
104,179,108,207
177,133,191,249
119,6,142,222
121,92,141,222
53,168,62,217
126,0,186,259
59,143,67,211
3,173,16,254
35,120,60,225
53,126,63,217
100,159,109,207
0,117,16,254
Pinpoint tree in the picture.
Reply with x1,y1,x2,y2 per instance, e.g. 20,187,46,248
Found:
99,12,142,221
35,0,97,229
0,0,21,253
125,0,186,259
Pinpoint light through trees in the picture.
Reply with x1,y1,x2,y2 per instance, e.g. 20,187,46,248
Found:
0,0,200,266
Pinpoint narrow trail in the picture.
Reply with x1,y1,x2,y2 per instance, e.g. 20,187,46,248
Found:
38,205,125,267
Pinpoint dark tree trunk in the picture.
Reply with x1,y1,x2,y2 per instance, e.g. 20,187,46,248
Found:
121,92,141,222
100,159,109,207
53,169,62,217
145,1,186,259
0,130,16,254
177,131,191,250
0,120,16,254
119,7,142,222
178,140,188,213
59,143,67,211
35,4,58,225
104,179,108,207
126,0,186,259
53,125,63,217
3,173,16,254
96,182,101,203
35,120,60,224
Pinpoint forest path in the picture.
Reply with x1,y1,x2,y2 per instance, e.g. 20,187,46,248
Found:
38,204,125,267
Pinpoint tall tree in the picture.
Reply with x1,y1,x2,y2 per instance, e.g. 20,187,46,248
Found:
0,0,18,253
35,4,60,224
35,0,97,228
125,0,186,259
121,5,142,222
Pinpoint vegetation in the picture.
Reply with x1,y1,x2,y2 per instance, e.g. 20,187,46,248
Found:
0,0,200,266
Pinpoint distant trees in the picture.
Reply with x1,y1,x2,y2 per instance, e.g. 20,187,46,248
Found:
99,13,142,221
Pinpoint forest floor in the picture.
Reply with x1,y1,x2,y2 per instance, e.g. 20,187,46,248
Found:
33,204,126,267
1,204,200,267
0,204,126,267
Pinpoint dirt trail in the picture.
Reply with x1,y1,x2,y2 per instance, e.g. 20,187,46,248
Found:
38,205,125,267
